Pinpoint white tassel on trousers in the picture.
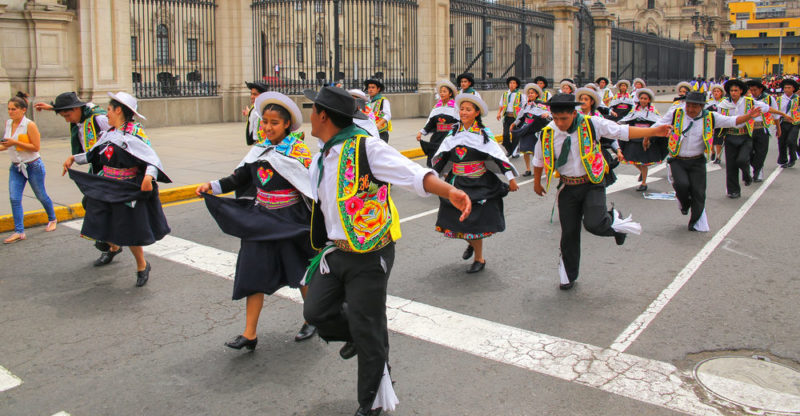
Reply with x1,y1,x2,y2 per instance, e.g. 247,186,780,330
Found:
611,209,642,235
371,363,398,411
691,209,710,232
558,256,570,285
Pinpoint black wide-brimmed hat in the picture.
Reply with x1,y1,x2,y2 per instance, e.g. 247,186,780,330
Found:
780,78,800,90
245,81,269,93
595,77,610,85
546,93,581,109
684,91,707,105
303,87,368,120
506,76,522,87
724,78,748,94
363,78,385,92
745,79,767,91
457,73,475,87
533,76,549,88
50,92,87,112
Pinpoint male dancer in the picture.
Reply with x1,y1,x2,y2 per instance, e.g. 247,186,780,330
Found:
775,78,800,167
302,87,471,416
496,76,523,156
746,79,778,181
364,79,391,142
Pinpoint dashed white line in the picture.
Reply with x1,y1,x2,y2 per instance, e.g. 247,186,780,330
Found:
0,365,22,392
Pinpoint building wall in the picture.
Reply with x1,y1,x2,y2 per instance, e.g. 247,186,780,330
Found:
729,0,800,77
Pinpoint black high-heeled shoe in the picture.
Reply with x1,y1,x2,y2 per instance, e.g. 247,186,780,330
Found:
135,262,150,287
225,335,257,350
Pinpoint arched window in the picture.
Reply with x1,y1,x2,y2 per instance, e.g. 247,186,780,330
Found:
156,24,169,65
315,33,325,65
374,37,380,66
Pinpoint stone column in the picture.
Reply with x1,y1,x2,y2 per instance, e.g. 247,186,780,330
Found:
691,33,705,78
721,38,734,78
541,0,578,82
215,0,253,122
76,0,131,102
705,43,716,79
591,2,613,79
417,0,449,92
0,3,10,100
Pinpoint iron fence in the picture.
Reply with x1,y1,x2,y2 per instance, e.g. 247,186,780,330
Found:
573,4,594,86
251,0,418,94
130,0,218,98
449,0,554,90
611,28,694,85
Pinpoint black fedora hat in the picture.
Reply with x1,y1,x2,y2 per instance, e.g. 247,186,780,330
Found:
50,92,87,112
684,91,707,105
506,76,522,87
456,73,475,87
533,76,549,88
245,81,269,93
780,78,800,90
724,78,747,94
745,79,767,91
363,78,385,92
303,87,368,120
546,93,581,109
595,77,610,85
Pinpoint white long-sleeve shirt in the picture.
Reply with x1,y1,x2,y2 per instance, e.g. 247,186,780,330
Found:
653,108,739,157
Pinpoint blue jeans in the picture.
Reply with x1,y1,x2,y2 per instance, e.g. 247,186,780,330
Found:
9,158,56,233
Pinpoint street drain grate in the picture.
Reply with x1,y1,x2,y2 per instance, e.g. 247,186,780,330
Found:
694,356,800,414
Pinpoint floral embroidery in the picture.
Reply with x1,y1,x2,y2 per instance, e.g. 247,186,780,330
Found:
257,167,273,186
275,132,312,168
103,145,114,160
458,121,481,134
435,226,493,240
345,196,364,215
377,185,388,202
455,146,467,160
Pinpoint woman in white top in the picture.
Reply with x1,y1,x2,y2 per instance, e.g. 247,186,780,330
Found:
1,92,57,243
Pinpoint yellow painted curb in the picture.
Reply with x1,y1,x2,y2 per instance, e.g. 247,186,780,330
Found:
2,136,506,233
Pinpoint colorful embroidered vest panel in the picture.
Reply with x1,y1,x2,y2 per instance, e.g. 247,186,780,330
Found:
500,90,522,115
540,115,606,190
370,96,392,133
668,108,715,157
758,95,774,125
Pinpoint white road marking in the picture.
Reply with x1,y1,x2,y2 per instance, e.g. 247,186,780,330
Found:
61,221,722,415
0,365,22,392
611,167,783,353
52,412,71,416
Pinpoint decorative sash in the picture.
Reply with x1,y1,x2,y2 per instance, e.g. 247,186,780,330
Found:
540,115,605,190
436,118,456,132
256,188,300,209
452,161,486,177
743,97,755,137
757,95,774,126
102,165,139,180
669,108,715,157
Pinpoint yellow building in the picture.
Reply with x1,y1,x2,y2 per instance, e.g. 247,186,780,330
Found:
729,1,800,77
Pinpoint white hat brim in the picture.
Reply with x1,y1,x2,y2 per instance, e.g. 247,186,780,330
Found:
347,89,367,101
107,92,146,120
636,88,655,100
254,92,303,131
616,79,631,89
523,83,543,98
435,79,458,96
455,93,488,117
575,87,601,107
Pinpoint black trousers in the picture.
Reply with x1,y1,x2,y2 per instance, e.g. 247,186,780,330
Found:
778,121,799,164
750,128,770,174
303,244,395,409
502,115,516,155
379,131,389,143
557,183,615,281
724,134,753,194
669,157,706,228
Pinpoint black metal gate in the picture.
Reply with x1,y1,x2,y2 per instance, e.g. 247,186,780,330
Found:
251,0,418,94
449,0,554,89
715,49,726,79
573,5,594,85
130,0,218,98
611,28,694,85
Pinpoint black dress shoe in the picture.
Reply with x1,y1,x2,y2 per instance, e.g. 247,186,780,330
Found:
743,176,753,186
339,342,357,360
523,170,532,177
94,240,111,252
354,406,382,416
294,323,317,342
462,245,474,260
559,281,575,290
713,158,721,165
788,160,796,167
135,262,151,287
466,260,485,273
680,207,689,215
511,154,520,159
636,184,648,192
225,335,257,350
727,192,741,199
753,169,763,182
94,248,122,267
614,232,627,246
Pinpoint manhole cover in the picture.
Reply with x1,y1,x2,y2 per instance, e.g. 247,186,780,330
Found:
694,356,800,413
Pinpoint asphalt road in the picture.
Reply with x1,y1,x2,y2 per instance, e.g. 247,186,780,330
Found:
1,143,799,416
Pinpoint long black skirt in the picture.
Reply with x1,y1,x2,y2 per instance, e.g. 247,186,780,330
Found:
69,169,170,246
620,137,669,166
203,194,314,300
435,173,508,240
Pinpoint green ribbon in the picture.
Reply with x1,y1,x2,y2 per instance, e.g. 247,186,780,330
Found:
554,117,579,170
302,244,337,285
316,124,363,186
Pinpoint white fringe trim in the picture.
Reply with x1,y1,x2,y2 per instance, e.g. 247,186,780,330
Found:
559,256,570,284
371,363,398,411
611,209,642,235
691,209,710,232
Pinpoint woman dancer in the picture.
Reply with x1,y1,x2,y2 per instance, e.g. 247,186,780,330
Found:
511,83,551,176
608,79,635,122
618,88,667,191
63,92,169,287
417,79,459,167
432,94,519,273
576,88,624,186
196,92,317,348
705,83,726,163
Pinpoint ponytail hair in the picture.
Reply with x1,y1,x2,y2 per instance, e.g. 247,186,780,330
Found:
9,91,29,110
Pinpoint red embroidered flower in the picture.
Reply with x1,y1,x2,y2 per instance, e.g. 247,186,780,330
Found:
345,196,364,215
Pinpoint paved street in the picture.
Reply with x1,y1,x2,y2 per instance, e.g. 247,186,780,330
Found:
2,127,800,415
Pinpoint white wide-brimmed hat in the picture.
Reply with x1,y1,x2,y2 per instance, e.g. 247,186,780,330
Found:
708,83,725,94
254,91,303,131
560,80,577,93
676,81,692,92
636,88,655,101
575,87,601,108
584,83,598,91
455,93,488,116
616,79,631,89
107,91,146,120
435,79,458,96
347,89,367,101
523,83,543,98
632,78,646,87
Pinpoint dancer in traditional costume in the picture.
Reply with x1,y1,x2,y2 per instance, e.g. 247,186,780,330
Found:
497,76,524,156
365,79,391,142
532,94,670,290
705,83,726,163
631,78,646,101
348,89,380,138
417,79,459,167
775,78,800,168
63,92,169,287
608,80,634,122
457,73,482,98
654,92,763,231
511,83,551,176
559,79,577,94
618,88,668,191
746,79,778,182
35,92,115,265
596,77,613,106
196,92,317,349
576,87,623,187
433,93,519,273
534,76,553,102
243,81,269,145
301,87,471,416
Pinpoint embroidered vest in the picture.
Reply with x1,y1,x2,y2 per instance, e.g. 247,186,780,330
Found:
500,90,522,115
70,105,107,155
668,108,715,157
369,96,392,133
539,115,606,190
757,95,774,125
777,94,800,125
310,136,402,252
542,90,552,102
721,97,755,136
